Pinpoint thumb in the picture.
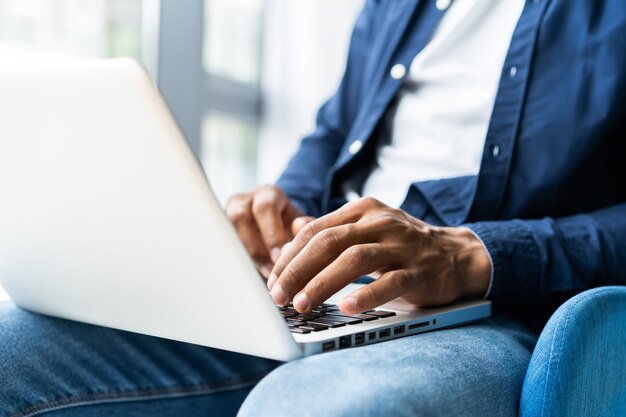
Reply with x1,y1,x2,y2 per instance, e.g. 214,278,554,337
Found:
291,216,315,236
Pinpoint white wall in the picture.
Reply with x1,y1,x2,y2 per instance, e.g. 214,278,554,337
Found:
257,0,364,183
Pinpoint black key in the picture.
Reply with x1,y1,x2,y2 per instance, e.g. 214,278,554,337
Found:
290,327,310,334
311,317,347,326
312,306,340,314
348,313,379,321
286,319,307,326
324,313,377,321
363,310,396,318
299,324,329,332
309,319,346,328
292,314,322,321
319,315,363,325
281,311,297,319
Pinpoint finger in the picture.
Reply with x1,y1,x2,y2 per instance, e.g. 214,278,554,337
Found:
267,213,315,284
291,216,315,236
269,224,358,304
300,197,384,236
293,243,400,312
266,242,294,289
283,201,306,226
270,222,382,306
235,221,273,277
273,197,385,277
226,194,272,276
339,271,414,314
314,196,386,228
251,186,291,262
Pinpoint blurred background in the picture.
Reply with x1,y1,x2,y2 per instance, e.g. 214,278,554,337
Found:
0,0,363,300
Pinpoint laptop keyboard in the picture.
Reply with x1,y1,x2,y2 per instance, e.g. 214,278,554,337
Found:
280,303,396,334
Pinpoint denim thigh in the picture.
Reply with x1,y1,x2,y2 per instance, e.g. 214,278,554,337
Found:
240,314,538,417
0,301,539,417
0,302,279,417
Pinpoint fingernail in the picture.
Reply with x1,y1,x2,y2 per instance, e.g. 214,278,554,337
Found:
270,247,281,263
341,296,357,313
267,272,278,290
271,283,288,306
259,263,273,279
293,292,309,311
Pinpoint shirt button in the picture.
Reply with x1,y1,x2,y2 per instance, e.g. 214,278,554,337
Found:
390,64,407,80
509,66,518,78
491,144,501,158
436,0,452,11
348,140,363,155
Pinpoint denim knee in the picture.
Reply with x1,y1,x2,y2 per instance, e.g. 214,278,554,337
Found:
238,353,427,417
239,316,537,417
520,286,626,417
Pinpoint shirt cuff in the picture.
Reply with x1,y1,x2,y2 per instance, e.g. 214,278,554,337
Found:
464,220,543,299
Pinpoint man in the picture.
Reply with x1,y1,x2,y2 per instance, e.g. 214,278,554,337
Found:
1,0,625,416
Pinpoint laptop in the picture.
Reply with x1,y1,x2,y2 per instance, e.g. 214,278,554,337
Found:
0,58,491,361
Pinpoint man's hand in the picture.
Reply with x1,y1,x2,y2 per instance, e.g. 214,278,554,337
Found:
225,185,314,278
267,197,491,314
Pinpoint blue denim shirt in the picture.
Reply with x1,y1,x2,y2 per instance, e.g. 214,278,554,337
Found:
276,0,626,304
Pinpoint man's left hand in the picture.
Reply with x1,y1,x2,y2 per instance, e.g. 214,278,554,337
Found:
267,197,491,314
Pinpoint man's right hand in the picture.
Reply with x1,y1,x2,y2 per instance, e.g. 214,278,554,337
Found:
225,185,314,279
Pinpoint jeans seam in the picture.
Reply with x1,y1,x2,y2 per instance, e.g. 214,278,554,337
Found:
11,372,268,417
539,290,598,417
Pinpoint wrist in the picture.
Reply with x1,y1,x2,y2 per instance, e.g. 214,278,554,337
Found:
456,227,492,298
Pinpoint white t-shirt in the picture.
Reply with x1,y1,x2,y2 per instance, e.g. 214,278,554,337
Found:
353,0,525,207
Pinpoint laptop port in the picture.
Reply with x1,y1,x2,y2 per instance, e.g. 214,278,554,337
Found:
368,331,376,341
394,325,405,335
339,335,351,349
408,321,429,330
354,332,365,345
379,329,390,338
322,341,335,352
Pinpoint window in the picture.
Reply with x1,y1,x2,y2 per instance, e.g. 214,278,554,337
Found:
140,0,265,204
0,0,264,204
204,0,262,85
201,0,264,203
203,113,258,203
0,0,142,64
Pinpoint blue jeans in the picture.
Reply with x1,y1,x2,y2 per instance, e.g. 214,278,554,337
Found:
520,286,626,416
0,301,537,417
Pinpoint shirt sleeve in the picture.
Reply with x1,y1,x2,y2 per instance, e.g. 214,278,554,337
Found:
464,202,626,299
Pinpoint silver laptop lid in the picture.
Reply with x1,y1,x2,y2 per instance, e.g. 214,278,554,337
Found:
0,58,301,361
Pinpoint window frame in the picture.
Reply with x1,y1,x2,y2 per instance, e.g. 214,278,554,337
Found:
152,0,262,156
